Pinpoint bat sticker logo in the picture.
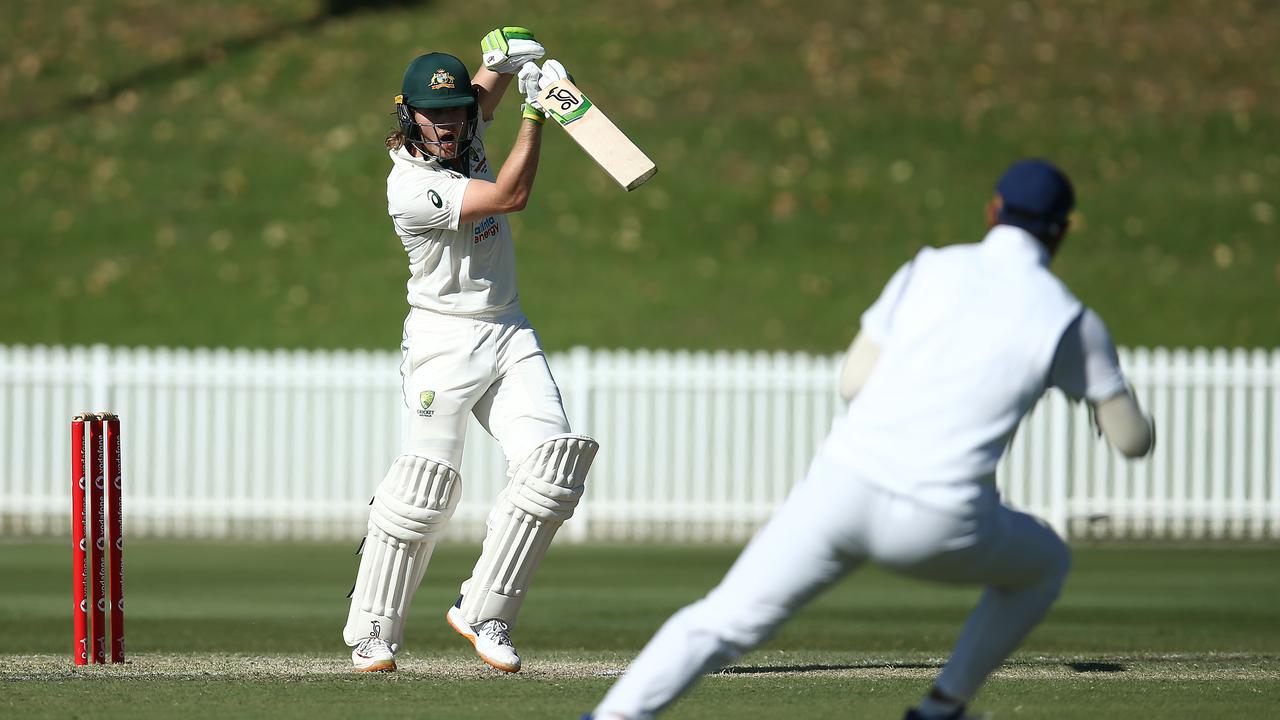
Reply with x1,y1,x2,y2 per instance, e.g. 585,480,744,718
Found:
549,87,580,111
546,86,593,125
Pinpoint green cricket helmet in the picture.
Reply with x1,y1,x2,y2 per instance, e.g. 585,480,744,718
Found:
395,52,478,163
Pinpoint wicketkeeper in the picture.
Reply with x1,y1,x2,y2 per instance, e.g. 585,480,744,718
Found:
588,160,1155,719
342,27,599,674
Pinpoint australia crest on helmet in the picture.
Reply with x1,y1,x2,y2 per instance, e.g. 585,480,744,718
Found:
429,69,456,90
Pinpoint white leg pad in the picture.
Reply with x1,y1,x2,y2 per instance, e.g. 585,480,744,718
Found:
459,434,599,627
343,454,461,651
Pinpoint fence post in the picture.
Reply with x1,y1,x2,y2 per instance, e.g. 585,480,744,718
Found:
1272,349,1280,539
91,344,111,411
565,347,594,542
1048,393,1071,537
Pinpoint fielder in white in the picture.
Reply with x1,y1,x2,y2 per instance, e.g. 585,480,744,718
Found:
589,160,1155,720
342,28,600,674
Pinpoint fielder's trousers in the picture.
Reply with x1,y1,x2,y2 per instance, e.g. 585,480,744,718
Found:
595,454,1071,720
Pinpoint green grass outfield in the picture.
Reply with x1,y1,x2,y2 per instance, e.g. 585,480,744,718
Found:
2,541,1278,718
2,2,1278,351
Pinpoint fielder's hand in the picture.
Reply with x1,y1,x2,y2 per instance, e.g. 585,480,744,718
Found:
482,26,545,74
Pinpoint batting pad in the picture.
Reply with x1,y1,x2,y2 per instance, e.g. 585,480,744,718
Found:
459,434,599,627
344,454,461,651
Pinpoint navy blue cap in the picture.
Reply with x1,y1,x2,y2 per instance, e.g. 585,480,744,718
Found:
995,159,1074,237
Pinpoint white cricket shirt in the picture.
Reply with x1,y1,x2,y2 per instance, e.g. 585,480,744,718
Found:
387,119,519,316
820,225,1103,508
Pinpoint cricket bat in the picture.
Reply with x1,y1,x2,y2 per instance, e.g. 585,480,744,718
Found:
538,78,657,191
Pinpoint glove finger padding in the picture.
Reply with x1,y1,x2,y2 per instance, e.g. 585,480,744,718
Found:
538,59,571,88
482,27,546,74
518,61,546,115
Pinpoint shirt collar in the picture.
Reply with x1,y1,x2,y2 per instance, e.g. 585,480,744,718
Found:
981,224,1051,267
390,144,444,171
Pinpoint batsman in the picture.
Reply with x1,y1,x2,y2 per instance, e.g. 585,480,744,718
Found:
342,27,599,674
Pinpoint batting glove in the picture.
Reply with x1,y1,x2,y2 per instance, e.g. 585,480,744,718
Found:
518,61,546,123
539,58,571,86
482,26,545,75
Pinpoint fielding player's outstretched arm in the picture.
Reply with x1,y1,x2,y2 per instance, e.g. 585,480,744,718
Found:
840,261,911,402
838,331,881,402
1051,308,1155,458
1093,391,1155,458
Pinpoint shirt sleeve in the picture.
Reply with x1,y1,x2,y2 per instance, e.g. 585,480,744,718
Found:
1049,307,1129,403
859,261,914,345
389,170,470,234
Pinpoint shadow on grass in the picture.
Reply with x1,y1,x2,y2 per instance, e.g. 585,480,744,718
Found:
1066,661,1127,673
7,0,427,125
722,659,1130,675
721,661,945,674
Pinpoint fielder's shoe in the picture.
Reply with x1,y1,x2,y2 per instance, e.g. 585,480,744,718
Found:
351,636,396,672
447,597,521,673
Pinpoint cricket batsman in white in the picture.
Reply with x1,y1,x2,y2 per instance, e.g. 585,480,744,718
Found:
342,28,600,674
588,160,1155,719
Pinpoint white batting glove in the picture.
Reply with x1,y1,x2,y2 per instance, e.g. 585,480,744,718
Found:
538,59,571,86
518,61,545,122
518,60,574,123
481,27,545,75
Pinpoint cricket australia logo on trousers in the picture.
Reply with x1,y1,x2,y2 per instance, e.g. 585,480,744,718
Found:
418,390,436,417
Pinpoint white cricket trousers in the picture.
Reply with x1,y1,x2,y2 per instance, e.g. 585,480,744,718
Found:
595,455,1071,720
398,307,571,468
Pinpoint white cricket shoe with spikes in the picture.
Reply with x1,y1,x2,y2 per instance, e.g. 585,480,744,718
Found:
447,600,521,673
351,636,396,673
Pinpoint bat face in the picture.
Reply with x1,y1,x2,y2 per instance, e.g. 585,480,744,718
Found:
538,79,657,191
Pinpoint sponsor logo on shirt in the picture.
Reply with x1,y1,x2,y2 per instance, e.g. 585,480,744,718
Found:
473,155,490,174
473,216,499,245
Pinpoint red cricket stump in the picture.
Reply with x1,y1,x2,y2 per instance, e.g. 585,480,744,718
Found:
106,415,125,662
87,417,107,664
72,412,125,665
71,417,88,666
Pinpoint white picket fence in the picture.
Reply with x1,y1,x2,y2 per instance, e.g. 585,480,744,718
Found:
1,344,1278,542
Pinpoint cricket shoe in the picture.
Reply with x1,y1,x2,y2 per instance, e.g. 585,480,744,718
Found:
447,598,521,673
351,636,396,672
